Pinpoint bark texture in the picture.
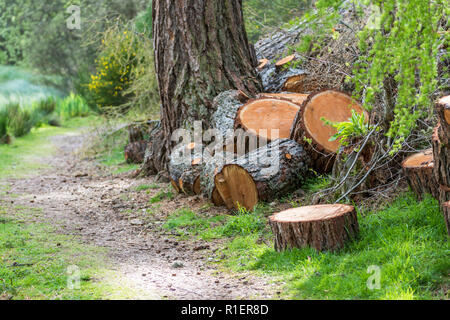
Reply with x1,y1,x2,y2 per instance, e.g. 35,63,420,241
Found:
432,126,450,204
258,61,308,93
402,149,439,201
215,139,311,211
269,204,359,252
200,152,235,206
168,144,205,195
443,201,450,236
125,141,147,164
153,0,262,170
137,120,166,176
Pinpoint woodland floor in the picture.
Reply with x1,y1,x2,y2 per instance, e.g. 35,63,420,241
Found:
0,119,448,300
0,123,280,300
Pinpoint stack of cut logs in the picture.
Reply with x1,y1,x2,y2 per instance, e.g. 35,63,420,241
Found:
402,96,450,235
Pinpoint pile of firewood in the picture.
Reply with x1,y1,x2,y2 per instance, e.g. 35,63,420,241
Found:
402,96,450,235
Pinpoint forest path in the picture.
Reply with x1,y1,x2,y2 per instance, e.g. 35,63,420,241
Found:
2,127,277,300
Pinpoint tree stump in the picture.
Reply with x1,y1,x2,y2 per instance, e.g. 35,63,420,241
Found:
214,139,311,211
442,201,450,236
137,120,166,177
432,126,450,204
436,96,450,143
269,204,359,252
290,90,367,173
402,149,439,200
235,98,302,142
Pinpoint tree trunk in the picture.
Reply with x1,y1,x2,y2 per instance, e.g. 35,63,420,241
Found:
402,149,439,200
290,90,367,173
214,139,311,211
269,204,359,252
152,0,262,170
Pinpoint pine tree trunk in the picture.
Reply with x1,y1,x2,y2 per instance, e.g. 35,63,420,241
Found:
152,0,262,170
269,204,359,252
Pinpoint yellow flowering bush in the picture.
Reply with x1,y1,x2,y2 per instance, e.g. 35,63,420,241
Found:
89,27,138,113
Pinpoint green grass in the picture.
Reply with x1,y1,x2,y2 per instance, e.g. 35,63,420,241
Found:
0,117,98,179
0,205,147,300
163,194,449,300
150,190,175,204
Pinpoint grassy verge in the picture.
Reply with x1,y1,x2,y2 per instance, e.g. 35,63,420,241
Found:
163,193,449,300
0,116,99,179
0,205,148,300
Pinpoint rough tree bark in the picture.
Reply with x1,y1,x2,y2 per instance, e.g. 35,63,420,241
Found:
152,0,262,170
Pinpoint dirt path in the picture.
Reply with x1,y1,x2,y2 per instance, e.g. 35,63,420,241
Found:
2,129,277,300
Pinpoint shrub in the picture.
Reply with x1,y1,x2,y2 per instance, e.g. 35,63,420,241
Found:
88,26,138,114
4,103,35,138
55,93,91,120
0,108,9,144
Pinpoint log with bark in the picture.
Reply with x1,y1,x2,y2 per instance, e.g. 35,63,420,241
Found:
433,96,450,205
432,126,450,204
442,201,450,236
269,204,359,252
138,120,167,177
124,122,151,164
168,143,205,195
402,149,439,200
258,55,308,93
214,139,311,211
200,152,235,206
235,98,302,143
290,90,367,173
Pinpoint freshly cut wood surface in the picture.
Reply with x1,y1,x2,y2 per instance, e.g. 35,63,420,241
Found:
402,149,439,200
258,93,309,105
214,139,311,211
275,54,296,69
290,90,367,173
257,59,269,70
236,98,301,141
437,96,450,126
269,204,359,252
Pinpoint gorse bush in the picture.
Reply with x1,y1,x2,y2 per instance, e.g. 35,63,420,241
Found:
88,26,138,114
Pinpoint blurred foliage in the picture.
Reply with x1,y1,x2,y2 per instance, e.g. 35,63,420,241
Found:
243,0,313,43
0,0,148,86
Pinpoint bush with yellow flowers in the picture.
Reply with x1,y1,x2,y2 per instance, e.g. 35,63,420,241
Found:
88,26,139,114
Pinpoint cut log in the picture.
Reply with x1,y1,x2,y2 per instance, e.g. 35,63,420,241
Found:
168,143,204,195
257,59,269,71
201,152,235,206
137,120,167,176
442,201,450,236
260,66,308,93
268,204,359,252
436,96,450,143
214,139,311,211
275,54,296,70
402,149,439,200
124,141,147,164
290,90,367,173
258,93,309,106
432,126,450,203
235,98,302,142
